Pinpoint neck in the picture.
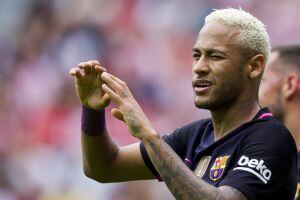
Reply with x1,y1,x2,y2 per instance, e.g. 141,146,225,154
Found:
283,104,300,151
210,100,260,141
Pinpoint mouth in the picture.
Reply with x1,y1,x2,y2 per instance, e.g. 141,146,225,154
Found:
192,79,213,94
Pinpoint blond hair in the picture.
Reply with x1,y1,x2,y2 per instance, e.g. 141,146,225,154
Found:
205,8,270,60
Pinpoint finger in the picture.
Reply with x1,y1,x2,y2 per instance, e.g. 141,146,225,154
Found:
78,62,87,69
111,108,125,122
94,65,107,73
70,68,84,78
78,60,100,68
93,65,107,83
84,60,105,75
104,72,126,86
88,60,100,66
102,84,122,104
94,65,107,77
101,72,123,92
102,93,111,105
87,60,101,74
78,62,92,74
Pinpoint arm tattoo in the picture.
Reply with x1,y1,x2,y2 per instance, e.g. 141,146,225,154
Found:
219,186,247,200
144,137,247,200
121,90,129,97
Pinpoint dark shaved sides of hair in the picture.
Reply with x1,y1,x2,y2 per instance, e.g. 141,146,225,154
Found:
272,45,300,71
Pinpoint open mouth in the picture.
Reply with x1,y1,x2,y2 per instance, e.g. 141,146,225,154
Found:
197,83,212,88
192,79,213,93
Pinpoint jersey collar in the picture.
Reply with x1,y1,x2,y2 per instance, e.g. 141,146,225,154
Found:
252,107,273,121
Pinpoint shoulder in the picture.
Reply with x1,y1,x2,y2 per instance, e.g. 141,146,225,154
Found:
249,117,293,141
242,117,296,154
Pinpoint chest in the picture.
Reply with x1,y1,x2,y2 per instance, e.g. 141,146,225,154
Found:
184,135,242,186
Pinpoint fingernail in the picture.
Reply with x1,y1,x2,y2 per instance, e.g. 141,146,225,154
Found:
78,62,84,67
101,72,108,77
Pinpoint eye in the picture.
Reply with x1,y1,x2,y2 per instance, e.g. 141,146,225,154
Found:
193,53,201,61
210,54,224,60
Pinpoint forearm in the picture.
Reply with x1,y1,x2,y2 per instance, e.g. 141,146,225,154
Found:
142,134,230,200
81,129,119,179
81,106,119,181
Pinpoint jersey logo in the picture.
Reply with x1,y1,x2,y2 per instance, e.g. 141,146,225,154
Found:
210,155,230,181
233,155,272,184
194,156,211,178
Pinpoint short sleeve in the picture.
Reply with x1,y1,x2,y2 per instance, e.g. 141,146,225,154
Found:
219,121,298,200
139,127,189,178
139,120,205,179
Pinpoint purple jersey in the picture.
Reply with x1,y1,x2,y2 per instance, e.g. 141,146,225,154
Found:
140,108,297,199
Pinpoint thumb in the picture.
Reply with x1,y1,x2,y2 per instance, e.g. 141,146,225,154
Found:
102,93,111,105
111,108,125,122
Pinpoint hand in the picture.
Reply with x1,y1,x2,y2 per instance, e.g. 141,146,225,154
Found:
100,72,157,139
70,60,110,110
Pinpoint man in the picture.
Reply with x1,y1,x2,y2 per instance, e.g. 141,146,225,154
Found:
70,8,297,199
259,45,300,199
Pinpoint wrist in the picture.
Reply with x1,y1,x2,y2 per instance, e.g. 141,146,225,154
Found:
140,130,161,143
81,105,105,136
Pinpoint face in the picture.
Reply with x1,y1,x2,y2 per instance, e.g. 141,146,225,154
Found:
259,52,284,120
192,23,248,111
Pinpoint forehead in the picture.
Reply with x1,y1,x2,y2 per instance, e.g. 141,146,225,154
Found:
193,22,240,51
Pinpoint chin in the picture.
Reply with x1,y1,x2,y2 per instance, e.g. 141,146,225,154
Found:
194,99,211,110
194,97,228,111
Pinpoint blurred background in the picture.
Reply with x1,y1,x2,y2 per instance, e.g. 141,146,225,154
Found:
0,0,300,199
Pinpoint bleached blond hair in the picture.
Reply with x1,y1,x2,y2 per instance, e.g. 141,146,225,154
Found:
205,8,271,60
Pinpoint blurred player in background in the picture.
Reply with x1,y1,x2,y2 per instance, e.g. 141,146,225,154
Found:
70,8,297,199
259,45,300,199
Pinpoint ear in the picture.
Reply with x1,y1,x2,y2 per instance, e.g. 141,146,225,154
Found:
282,74,300,100
247,54,265,79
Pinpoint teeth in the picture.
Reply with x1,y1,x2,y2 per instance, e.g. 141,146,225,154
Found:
193,80,213,88
199,84,211,87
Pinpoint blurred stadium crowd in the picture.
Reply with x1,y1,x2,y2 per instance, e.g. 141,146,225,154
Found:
0,0,300,199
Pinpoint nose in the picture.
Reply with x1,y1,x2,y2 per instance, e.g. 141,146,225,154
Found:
193,56,210,75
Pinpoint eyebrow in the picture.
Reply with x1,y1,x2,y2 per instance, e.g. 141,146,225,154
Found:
192,47,227,56
192,48,201,53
